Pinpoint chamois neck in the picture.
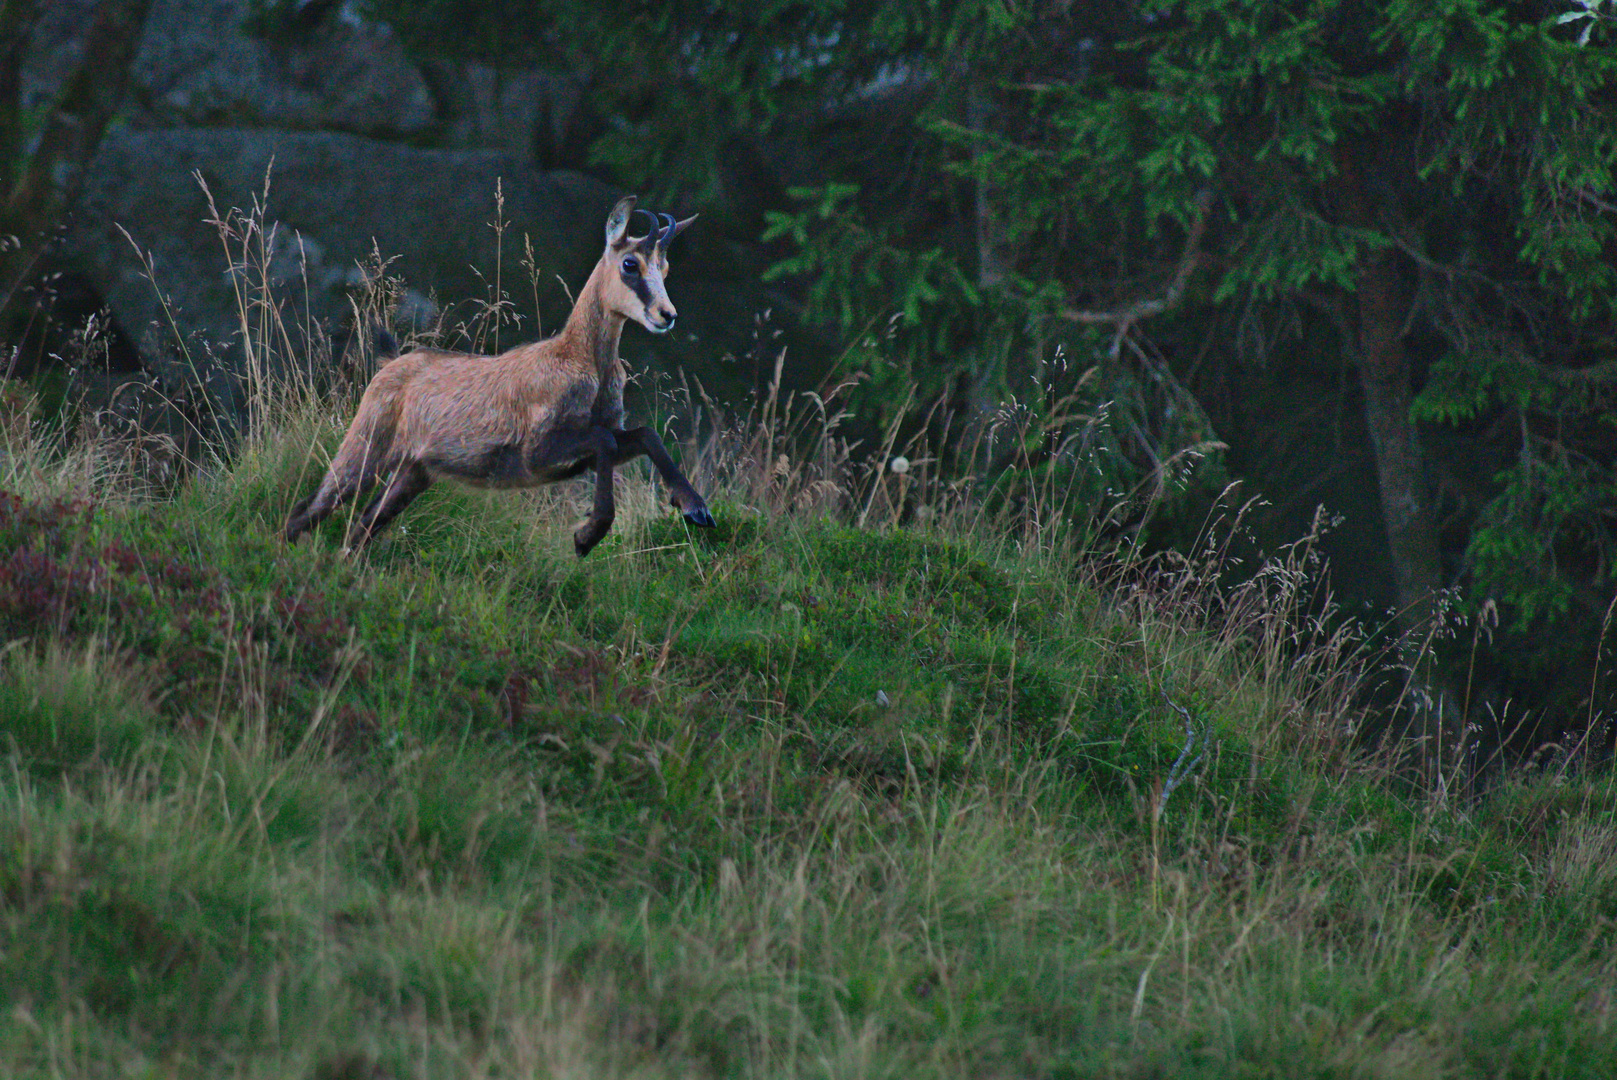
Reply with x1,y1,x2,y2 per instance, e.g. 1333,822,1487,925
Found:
556,260,625,374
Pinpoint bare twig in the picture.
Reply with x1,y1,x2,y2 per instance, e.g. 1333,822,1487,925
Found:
1061,189,1214,358
1575,186,1617,215
1156,692,1210,820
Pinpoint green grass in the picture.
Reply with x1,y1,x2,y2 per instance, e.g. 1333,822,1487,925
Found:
1,404,1615,1080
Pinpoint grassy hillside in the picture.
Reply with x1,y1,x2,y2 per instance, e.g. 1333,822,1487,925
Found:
2,196,1613,1076
2,381,1615,1080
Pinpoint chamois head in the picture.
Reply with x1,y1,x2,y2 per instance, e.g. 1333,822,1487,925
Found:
602,195,696,335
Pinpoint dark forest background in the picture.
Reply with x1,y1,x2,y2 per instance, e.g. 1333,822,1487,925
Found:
4,0,1617,757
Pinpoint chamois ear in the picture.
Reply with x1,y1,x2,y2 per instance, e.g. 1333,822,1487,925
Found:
651,213,698,257
668,213,698,246
605,196,637,248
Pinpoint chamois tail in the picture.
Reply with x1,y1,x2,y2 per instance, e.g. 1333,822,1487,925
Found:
373,326,400,361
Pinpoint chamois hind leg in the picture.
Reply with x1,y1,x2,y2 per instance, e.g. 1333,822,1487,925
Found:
286,412,402,542
286,458,382,543
345,462,432,553
613,427,715,528
574,428,621,558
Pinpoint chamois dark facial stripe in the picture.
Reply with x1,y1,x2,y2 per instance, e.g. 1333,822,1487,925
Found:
621,262,653,306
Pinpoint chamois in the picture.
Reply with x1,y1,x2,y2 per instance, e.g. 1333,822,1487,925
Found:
284,195,714,556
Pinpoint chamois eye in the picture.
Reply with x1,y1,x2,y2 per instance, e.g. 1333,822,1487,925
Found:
620,256,639,276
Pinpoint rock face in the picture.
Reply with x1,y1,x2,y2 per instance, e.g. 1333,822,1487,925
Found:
69,127,609,376
135,0,435,136
33,0,611,404
25,0,442,138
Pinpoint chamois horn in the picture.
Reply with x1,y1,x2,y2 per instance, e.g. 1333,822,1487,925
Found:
631,208,661,249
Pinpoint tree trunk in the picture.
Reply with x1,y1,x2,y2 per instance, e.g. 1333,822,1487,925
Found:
0,0,40,204
1353,251,1444,634
1334,147,1444,636
0,0,156,312
967,77,1006,294
1336,144,1453,752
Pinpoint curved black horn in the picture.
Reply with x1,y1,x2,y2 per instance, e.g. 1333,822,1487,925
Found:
631,208,660,244
656,212,677,249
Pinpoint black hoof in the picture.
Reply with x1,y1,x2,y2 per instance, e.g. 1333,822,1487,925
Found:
683,506,716,528
574,526,608,557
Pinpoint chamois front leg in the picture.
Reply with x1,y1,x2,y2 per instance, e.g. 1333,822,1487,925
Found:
614,427,715,528
574,427,621,558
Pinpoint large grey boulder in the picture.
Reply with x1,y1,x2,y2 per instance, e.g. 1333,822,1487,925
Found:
27,0,437,138
65,127,611,396
28,0,750,419
30,0,609,393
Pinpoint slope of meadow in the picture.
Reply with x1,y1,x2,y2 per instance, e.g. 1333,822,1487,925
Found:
1,388,1614,1080
3,193,1616,1077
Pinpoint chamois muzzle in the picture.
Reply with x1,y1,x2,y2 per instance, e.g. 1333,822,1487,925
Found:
646,306,677,333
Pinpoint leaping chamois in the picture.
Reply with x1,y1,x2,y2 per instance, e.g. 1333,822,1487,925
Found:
284,196,714,556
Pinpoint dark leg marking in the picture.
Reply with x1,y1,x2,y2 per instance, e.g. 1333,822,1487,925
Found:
286,469,375,543
284,490,323,543
574,427,621,558
613,427,715,527
346,463,432,552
